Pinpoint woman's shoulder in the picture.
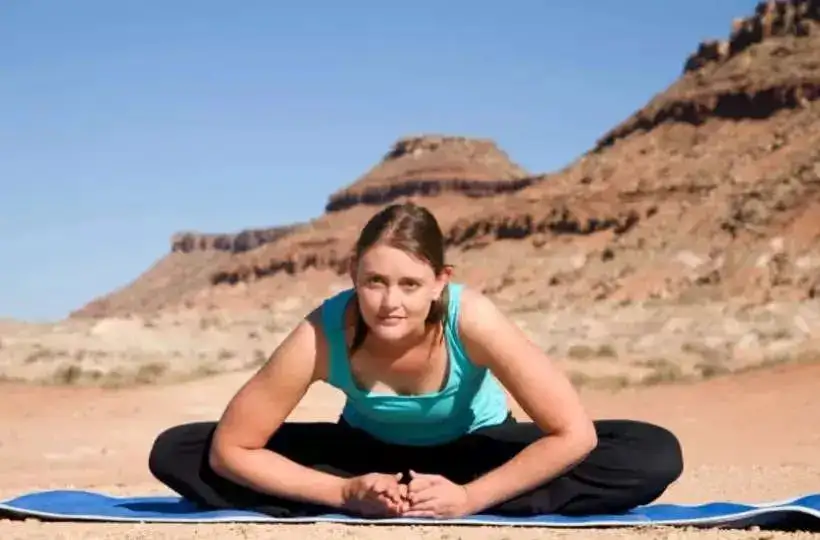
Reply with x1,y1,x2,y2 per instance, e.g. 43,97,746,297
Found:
451,283,499,323
302,287,355,337
293,289,355,382
451,283,518,367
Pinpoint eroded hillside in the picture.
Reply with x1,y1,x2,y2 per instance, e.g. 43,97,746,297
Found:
72,0,820,319
5,0,820,389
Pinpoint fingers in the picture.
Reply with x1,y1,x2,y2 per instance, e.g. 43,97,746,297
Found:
375,493,405,516
407,486,438,506
404,472,441,514
407,469,441,492
402,498,446,518
401,509,438,518
402,510,436,518
383,473,406,501
368,472,402,492
357,471,459,519
365,473,406,507
349,473,412,518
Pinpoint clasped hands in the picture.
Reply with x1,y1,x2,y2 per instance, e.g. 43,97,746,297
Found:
341,470,472,519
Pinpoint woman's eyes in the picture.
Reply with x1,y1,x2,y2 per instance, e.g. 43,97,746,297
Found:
365,276,421,289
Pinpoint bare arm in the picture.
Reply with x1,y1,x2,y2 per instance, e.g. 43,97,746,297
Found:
207,309,348,509
457,287,598,514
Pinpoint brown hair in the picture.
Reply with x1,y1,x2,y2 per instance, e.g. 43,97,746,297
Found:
349,202,450,353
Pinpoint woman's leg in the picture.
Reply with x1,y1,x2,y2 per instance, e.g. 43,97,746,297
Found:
429,418,683,516
147,419,401,517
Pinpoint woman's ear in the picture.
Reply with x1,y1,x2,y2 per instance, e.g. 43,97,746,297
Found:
434,265,454,296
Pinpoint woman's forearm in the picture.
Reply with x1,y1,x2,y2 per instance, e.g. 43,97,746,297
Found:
462,431,597,514
210,446,348,509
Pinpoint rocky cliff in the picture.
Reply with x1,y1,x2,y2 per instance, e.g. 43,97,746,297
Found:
170,224,302,254
71,0,820,318
324,135,534,212
597,0,820,149
683,0,819,72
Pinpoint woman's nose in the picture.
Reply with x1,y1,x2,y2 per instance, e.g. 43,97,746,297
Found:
382,287,402,308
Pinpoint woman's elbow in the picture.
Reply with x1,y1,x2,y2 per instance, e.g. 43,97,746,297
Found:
567,418,598,459
208,440,235,478
582,424,598,454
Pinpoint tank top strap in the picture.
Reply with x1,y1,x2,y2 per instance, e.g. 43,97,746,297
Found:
443,282,469,365
319,288,357,391
444,282,463,328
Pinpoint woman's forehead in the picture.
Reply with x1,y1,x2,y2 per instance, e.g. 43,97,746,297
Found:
358,245,434,277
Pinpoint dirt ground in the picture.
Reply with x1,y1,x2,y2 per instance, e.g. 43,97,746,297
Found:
1,361,818,539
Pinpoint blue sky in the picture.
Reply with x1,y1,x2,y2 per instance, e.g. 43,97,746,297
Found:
1,1,757,321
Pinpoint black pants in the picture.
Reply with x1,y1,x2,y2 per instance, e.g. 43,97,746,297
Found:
148,416,683,517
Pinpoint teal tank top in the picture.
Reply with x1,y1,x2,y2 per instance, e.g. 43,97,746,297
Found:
319,283,510,446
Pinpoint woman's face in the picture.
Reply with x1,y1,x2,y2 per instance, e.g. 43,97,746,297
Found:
352,243,447,343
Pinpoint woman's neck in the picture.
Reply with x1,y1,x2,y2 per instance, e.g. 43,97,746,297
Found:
363,322,440,360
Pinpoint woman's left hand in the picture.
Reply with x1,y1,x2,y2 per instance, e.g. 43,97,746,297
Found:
402,470,472,518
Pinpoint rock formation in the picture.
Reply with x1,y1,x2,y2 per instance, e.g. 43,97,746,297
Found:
71,0,820,318
597,0,820,149
205,134,536,290
170,224,302,254
324,135,534,212
684,0,819,72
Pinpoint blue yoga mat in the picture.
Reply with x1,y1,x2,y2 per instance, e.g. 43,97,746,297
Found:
1,490,818,529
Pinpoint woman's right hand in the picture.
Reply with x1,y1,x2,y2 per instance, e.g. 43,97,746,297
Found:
341,472,408,517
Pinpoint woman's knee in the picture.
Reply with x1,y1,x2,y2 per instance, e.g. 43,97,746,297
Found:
148,422,215,482
635,421,684,491
147,424,184,481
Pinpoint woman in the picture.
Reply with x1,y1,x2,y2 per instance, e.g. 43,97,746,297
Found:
149,202,683,519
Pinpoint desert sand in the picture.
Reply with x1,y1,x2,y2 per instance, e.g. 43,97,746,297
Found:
1,357,818,539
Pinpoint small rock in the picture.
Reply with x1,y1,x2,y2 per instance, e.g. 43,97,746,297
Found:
795,255,820,269
792,314,811,335
755,253,771,268
676,250,706,269
570,254,587,270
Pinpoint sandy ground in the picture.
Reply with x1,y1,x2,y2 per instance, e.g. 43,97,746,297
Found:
1,361,819,539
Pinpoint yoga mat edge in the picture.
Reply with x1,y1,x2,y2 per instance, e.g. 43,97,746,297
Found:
0,490,818,529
